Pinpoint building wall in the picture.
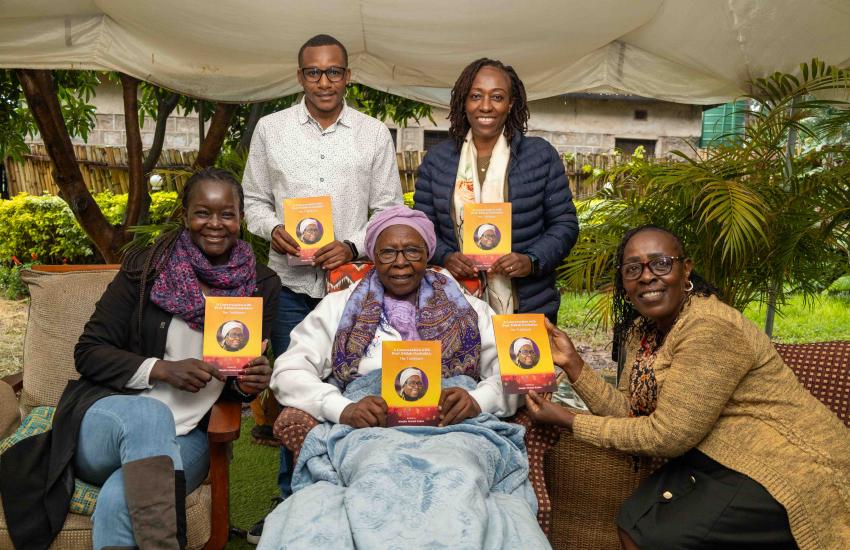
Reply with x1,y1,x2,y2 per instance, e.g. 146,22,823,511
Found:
72,83,702,157
392,94,703,156
71,82,203,151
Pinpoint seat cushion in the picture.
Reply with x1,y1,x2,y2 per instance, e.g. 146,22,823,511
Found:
0,407,100,515
19,268,118,412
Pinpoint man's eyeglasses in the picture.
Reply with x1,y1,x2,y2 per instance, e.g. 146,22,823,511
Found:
300,66,347,83
619,256,686,281
404,380,424,387
376,246,426,264
517,348,535,356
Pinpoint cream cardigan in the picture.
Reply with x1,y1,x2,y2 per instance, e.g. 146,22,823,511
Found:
572,295,850,550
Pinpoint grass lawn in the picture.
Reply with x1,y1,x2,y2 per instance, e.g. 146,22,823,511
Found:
227,417,280,549
557,291,850,344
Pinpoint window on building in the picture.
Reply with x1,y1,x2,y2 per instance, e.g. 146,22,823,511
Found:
423,130,450,152
700,100,748,147
615,138,656,157
634,109,648,121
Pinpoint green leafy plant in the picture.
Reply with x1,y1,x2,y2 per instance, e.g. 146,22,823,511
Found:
0,192,178,264
559,59,850,331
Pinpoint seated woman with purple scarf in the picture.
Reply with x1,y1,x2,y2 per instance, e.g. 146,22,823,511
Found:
262,206,550,549
1,168,280,550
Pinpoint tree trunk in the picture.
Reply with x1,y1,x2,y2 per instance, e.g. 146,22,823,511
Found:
194,103,237,169
120,74,147,231
238,102,266,154
142,91,180,176
17,69,125,262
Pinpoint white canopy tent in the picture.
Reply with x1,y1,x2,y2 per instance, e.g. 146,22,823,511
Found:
2,0,850,106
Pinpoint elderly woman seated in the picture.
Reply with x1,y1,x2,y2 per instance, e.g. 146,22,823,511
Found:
261,205,550,549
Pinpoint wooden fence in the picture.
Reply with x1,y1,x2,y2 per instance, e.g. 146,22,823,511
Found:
398,150,647,199
4,144,197,196
5,144,643,200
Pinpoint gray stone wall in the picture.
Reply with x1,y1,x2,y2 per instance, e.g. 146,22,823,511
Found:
73,113,202,151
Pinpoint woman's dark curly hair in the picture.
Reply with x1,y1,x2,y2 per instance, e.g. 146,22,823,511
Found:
611,225,721,362
448,58,529,149
122,167,244,340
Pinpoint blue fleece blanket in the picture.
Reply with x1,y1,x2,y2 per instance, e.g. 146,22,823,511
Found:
258,371,550,550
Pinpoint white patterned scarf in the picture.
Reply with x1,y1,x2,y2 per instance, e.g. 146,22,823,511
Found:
452,130,514,314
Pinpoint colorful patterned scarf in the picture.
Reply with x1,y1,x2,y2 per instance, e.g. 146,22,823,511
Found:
628,332,661,417
150,229,257,330
331,269,481,387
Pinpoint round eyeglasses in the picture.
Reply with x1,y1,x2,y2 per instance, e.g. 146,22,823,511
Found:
300,66,347,83
619,256,686,281
376,246,426,264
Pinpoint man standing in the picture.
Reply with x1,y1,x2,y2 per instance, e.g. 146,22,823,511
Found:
242,33,402,542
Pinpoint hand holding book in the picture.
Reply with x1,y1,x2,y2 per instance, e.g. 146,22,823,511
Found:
271,225,300,256
312,240,354,270
340,396,388,428
234,339,272,395
544,318,584,383
150,358,224,392
525,389,576,430
444,252,478,279
489,253,532,278
437,387,481,427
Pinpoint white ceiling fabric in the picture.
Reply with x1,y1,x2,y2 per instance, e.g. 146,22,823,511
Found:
2,0,849,106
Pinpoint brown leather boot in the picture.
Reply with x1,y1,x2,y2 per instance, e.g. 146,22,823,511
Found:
122,456,182,550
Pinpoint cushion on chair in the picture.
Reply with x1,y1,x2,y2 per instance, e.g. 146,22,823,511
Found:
19,268,118,413
325,262,486,298
0,406,100,516
775,341,850,426
325,261,374,294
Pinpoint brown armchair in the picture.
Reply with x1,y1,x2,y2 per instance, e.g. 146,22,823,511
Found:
0,266,240,550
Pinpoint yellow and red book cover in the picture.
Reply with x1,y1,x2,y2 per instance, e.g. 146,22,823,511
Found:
382,341,442,427
493,313,556,394
284,196,334,266
203,297,263,375
462,202,511,268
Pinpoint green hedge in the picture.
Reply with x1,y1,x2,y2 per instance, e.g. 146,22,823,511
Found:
0,192,178,265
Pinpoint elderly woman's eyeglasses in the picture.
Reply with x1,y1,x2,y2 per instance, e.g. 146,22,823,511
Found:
300,66,347,83
377,246,426,264
619,256,686,281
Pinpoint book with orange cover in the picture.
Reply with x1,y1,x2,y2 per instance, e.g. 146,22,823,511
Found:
203,296,263,375
492,313,556,394
284,196,334,266
462,202,511,268
382,341,442,427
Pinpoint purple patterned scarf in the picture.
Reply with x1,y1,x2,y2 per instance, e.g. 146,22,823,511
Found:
331,269,481,387
150,230,257,330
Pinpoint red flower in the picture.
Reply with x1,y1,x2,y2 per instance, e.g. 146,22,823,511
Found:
31,252,38,261
11,256,21,266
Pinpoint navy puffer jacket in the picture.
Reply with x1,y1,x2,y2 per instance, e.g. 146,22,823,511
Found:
414,134,579,321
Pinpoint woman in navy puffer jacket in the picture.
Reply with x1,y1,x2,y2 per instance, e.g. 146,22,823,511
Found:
414,58,579,322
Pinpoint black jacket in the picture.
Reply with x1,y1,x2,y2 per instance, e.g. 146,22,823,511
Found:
0,263,280,550
414,134,579,321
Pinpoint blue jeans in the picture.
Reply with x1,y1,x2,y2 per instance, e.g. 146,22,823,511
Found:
271,286,320,498
74,395,209,550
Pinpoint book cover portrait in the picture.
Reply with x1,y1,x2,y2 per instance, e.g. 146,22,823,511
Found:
203,296,263,375
284,196,334,265
382,341,441,426
462,202,511,268
493,314,556,394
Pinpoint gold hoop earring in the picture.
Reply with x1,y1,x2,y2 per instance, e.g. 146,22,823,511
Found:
685,280,694,292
